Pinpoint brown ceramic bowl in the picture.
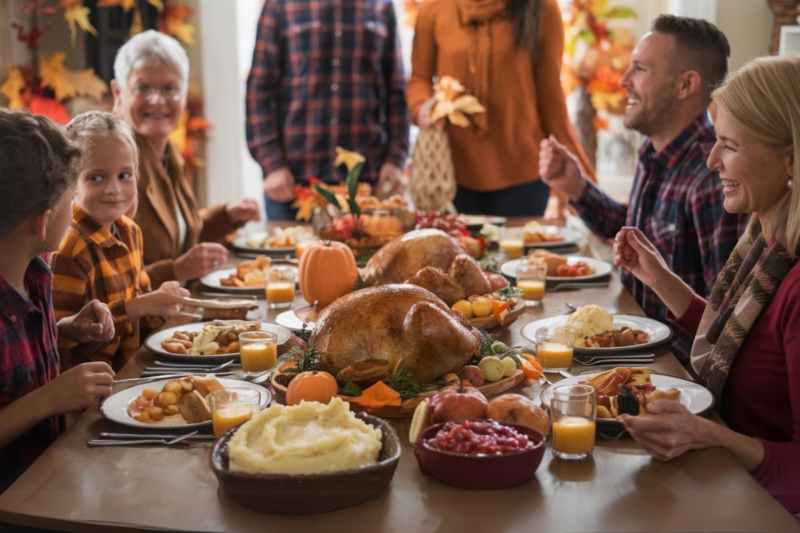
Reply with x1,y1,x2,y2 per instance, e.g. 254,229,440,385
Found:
210,413,400,514
415,420,546,490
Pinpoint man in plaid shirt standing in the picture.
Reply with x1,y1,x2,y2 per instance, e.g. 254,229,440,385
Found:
539,16,748,365
246,0,410,220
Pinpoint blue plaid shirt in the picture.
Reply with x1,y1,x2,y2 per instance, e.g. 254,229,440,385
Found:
572,113,748,363
246,0,409,185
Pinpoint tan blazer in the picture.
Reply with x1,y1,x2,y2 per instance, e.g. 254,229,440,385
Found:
134,134,237,286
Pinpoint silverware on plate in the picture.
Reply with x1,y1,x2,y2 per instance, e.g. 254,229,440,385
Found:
576,357,655,366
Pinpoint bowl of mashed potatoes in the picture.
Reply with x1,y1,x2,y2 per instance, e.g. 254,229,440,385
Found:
210,398,401,514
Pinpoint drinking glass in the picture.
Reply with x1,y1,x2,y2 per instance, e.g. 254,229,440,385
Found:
498,227,524,260
294,228,318,260
208,388,261,437
265,266,296,309
516,262,547,305
239,331,278,375
535,326,575,372
550,384,596,460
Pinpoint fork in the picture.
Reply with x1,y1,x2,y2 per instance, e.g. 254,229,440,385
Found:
87,430,201,448
549,281,610,291
575,357,655,366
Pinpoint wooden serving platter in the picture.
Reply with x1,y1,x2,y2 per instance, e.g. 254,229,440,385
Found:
468,298,525,330
270,369,525,419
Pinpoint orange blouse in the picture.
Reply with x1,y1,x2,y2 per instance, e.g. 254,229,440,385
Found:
407,0,595,192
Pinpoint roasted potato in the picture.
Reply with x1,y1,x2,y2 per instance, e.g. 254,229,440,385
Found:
142,389,159,401
147,406,165,421
158,392,178,406
163,380,182,394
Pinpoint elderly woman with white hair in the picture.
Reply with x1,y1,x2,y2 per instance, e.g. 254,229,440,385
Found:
112,30,260,286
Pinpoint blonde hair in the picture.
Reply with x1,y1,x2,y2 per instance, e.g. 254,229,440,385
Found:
65,111,140,218
712,55,800,259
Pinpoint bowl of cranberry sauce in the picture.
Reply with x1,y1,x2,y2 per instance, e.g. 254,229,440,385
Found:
415,420,546,490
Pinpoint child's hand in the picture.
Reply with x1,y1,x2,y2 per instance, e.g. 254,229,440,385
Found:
57,300,115,343
41,362,115,416
127,281,190,321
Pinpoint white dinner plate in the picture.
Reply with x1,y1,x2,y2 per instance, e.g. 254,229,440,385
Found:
457,214,508,230
524,227,583,249
275,310,316,333
101,377,271,430
520,314,672,354
232,232,295,256
145,321,291,363
541,372,714,431
199,266,299,294
501,257,612,282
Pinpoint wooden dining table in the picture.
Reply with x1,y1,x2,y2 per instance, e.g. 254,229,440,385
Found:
1,219,798,533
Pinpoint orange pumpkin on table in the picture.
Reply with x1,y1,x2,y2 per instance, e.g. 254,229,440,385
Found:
298,240,358,307
286,371,339,406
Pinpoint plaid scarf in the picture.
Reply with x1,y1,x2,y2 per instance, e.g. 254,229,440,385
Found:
691,218,798,400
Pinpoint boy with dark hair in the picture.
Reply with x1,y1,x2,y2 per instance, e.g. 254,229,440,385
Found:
0,109,117,492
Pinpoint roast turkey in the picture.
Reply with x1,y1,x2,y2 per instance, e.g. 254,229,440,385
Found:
361,229,467,285
313,284,481,384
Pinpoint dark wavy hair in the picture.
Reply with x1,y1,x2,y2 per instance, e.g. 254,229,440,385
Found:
509,0,543,63
0,109,81,238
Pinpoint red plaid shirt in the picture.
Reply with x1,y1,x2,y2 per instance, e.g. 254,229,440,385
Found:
572,113,749,362
246,0,409,185
0,257,62,492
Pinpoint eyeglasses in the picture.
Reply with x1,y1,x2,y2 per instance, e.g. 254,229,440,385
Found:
131,85,182,102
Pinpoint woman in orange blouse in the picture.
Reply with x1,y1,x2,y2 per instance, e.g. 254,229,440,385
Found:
407,0,594,216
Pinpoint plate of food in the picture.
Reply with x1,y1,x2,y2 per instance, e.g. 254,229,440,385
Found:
274,310,316,333
522,221,582,249
102,375,271,430
501,254,612,281
232,226,307,256
541,367,714,431
456,214,508,231
146,320,291,363
520,305,671,354
199,259,298,294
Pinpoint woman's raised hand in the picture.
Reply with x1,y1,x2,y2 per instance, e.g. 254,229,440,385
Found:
613,227,669,288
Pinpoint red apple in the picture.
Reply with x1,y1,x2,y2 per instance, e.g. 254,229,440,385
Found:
430,384,488,423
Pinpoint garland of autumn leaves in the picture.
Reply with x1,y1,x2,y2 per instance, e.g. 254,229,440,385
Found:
1,0,207,182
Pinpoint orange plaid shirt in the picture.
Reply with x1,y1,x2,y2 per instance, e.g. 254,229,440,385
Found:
51,205,153,371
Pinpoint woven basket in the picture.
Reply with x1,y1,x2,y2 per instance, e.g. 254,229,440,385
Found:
409,128,456,212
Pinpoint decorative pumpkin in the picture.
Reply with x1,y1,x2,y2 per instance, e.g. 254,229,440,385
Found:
298,240,358,307
285,371,339,406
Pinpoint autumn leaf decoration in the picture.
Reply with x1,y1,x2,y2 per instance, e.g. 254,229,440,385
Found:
59,0,97,46
39,53,108,102
163,5,196,46
430,76,486,128
0,67,27,110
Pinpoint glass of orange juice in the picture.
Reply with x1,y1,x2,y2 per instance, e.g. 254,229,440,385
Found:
265,266,296,309
294,229,318,260
208,388,261,437
239,331,278,375
516,262,547,305
535,326,575,372
498,227,525,260
550,384,596,460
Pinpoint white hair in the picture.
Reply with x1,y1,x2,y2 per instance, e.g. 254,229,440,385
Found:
113,30,189,97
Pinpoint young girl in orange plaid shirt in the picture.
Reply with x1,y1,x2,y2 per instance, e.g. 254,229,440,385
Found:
51,111,189,371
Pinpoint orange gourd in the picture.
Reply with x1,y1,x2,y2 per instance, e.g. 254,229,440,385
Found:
285,371,339,406
298,240,358,307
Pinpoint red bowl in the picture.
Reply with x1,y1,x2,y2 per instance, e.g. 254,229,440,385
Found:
415,420,546,490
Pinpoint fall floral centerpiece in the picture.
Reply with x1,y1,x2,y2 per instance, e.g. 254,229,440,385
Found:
307,148,415,257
